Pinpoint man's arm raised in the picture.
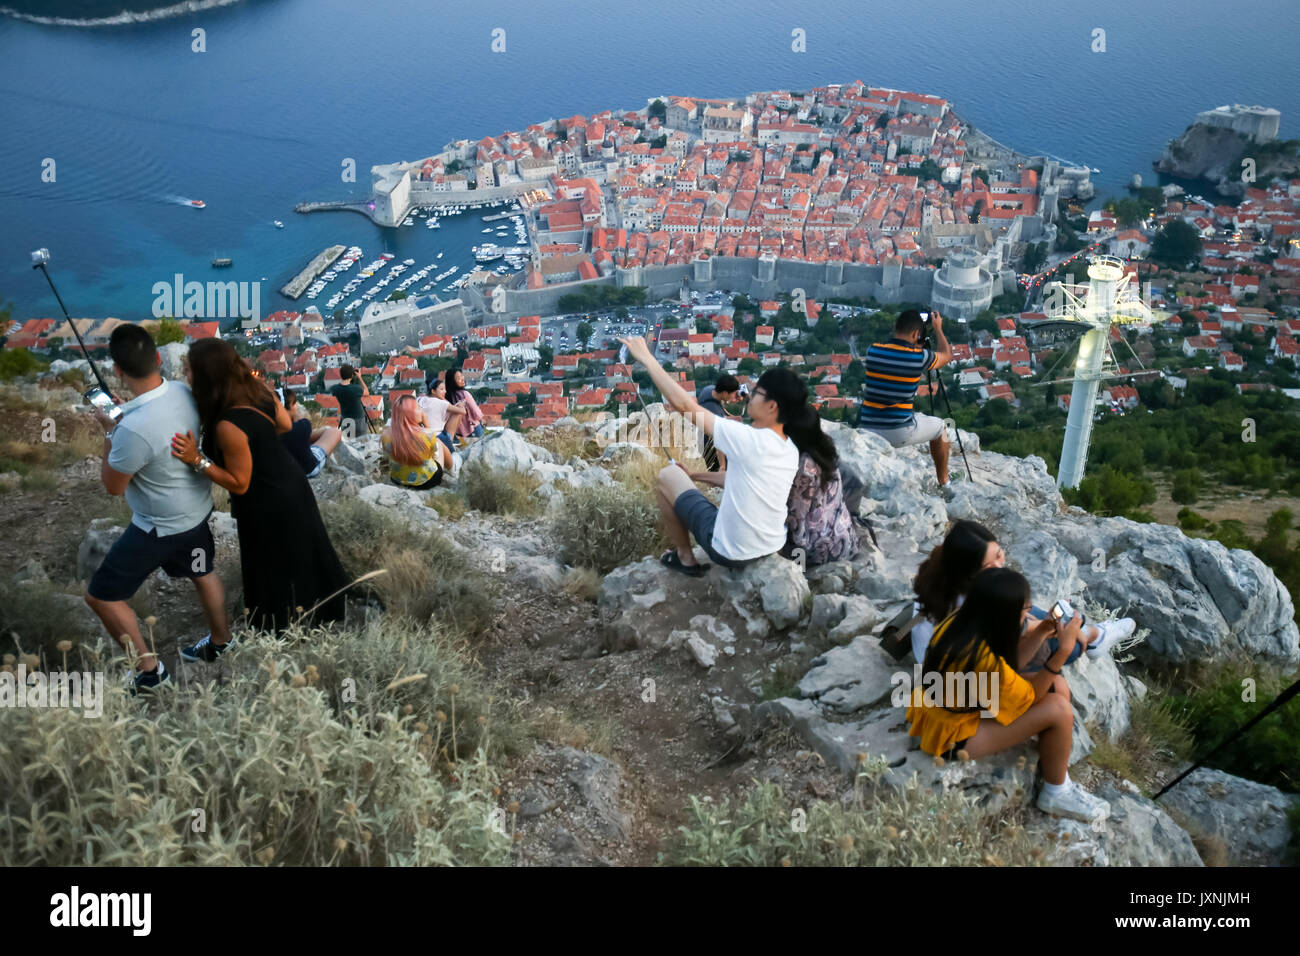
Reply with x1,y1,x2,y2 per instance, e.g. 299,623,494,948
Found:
617,336,716,436
928,311,954,370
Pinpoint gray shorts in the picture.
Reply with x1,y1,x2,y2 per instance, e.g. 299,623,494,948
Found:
672,489,751,570
862,412,946,448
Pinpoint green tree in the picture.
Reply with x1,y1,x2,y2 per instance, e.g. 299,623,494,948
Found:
648,99,667,123
1150,220,1202,269
1171,467,1203,504
576,321,593,347
1023,242,1048,273
155,317,185,346
0,347,48,381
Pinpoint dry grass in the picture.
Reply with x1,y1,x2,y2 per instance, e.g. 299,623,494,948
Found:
1088,692,1194,793
560,566,603,602
426,491,467,521
461,462,543,518
319,499,499,639
528,704,618,758
526,425,601,463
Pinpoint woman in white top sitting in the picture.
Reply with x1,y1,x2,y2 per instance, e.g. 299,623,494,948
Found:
910,519,1135,680
415,375,465,471
619,335,806,576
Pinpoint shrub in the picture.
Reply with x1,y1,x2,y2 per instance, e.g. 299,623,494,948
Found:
0,627,511,866
664,778,1041,866
1167,669,1300,794
1177,507,1211,531
551,483,666,574
460,462,542,517
0,580,104,671
0,348,48,382
319,499,499,638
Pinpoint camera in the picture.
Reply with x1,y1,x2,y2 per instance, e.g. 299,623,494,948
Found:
31,248,51,267
738,384,750,397
85,387,123,423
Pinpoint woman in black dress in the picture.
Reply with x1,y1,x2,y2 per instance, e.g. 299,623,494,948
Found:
169,338,350,633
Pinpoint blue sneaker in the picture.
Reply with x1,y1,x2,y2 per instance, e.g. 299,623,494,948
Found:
130,661,171,696
181,634,236,663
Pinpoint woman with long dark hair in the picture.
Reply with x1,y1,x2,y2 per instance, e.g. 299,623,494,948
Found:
906,567,1110,823
169,338,350,635
779,405,859,566
909,519,1134,668
443,366,484,441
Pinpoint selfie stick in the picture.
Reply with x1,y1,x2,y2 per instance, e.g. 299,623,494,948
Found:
31,249,113,396
621,341,677,465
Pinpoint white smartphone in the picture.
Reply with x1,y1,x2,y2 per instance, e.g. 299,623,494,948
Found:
1051,599,1074,622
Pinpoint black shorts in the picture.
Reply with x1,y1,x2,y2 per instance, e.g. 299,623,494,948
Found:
672,488,752,570
87,517,216,602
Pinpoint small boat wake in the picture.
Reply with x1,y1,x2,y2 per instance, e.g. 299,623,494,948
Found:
162,194,206,208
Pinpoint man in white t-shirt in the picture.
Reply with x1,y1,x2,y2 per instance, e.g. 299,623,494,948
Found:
618,335,800,574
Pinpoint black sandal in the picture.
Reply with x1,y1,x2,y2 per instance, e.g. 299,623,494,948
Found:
661,550,708,578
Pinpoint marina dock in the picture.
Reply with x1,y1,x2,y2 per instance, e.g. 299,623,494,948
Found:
481,210,520,222
281,244,345,299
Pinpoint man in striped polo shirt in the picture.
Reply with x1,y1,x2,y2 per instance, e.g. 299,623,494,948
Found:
857,309,954,488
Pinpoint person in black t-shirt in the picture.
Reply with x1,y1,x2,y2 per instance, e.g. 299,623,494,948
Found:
329,364,370,439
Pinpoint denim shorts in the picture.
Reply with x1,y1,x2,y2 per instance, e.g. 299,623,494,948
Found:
672,489,752,570
305,444,327,479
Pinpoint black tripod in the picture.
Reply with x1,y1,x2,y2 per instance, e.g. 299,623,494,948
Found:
922,332,973,481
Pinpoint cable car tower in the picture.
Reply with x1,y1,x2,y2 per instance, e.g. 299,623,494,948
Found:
1033,254,1154,489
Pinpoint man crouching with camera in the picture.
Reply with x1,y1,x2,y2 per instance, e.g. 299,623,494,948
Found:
84,324,233,694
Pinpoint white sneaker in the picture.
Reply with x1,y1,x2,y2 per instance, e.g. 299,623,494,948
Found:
1037,781,1110,823
1087,617,1135,658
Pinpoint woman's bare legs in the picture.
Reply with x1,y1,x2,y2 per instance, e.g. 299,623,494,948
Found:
962,691,1074,784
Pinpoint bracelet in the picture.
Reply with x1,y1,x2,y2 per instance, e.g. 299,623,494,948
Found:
191,456,213,474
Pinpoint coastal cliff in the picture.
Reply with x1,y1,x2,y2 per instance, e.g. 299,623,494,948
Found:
1155,121,1300,197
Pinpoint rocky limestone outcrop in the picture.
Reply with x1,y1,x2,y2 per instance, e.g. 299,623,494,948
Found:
1159,768,1299,866
61,386,1298,866
1154,121,1299,199
598,552,809,652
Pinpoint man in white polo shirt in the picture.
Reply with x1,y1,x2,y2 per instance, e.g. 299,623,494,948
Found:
618,335,802,574
84,324,232,694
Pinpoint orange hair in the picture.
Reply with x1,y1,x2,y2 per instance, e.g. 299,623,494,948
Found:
389,395,432,466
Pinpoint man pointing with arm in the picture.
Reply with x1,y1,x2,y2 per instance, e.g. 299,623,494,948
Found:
618,335,802,576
